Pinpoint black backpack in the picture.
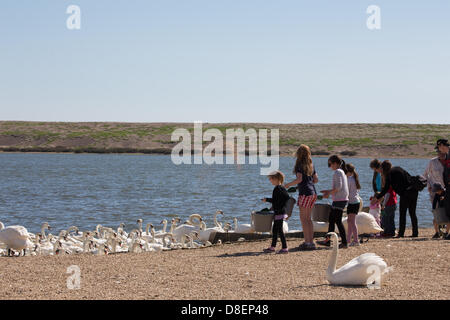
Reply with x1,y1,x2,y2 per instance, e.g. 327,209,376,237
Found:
409,175,427,192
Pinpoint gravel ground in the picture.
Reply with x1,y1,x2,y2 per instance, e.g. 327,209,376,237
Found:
0,228,448,300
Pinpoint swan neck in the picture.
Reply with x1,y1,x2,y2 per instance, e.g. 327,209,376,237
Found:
41,226,47,239
327,233,338,275
150,229,155,243
214,213,223,229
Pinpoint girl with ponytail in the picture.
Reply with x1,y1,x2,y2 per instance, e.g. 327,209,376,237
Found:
345,163,361,246
318,155,349,248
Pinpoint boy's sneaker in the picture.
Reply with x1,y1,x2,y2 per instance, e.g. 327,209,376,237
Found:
277,248,288,254
432,232,440,239
263,247,275,253
349,241,360,247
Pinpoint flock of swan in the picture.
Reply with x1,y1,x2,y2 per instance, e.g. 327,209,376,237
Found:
0,210,392,287
0,211,257,257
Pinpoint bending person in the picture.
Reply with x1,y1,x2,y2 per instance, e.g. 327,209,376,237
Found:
373,160,418,238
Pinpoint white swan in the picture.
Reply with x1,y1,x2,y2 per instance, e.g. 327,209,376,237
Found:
117,223,128,238
0,221,34,256
351,212,383,234
40,222,51,240
172,214,203,242
232,217,254,234
157,219,168,235
137,219,144,236
145,228,173,252
197,221,224,243
34,234,57,256
213,210,225,230
326,232,392,286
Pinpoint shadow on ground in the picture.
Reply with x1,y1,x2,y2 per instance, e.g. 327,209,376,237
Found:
215,246,330,258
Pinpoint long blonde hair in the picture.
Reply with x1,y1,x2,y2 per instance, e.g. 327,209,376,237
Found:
293,145,314,176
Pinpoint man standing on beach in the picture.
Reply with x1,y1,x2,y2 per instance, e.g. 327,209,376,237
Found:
436,139,450,240
423,142,448,238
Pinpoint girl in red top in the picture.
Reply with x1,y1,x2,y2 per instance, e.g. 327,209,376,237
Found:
381,186,397,237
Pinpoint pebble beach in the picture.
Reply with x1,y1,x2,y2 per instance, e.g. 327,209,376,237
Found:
1,228,448,300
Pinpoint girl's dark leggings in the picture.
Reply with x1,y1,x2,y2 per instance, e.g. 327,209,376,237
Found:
327,208,347,245
272,219,287,249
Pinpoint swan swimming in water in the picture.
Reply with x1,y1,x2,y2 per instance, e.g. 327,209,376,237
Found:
326,232,392,286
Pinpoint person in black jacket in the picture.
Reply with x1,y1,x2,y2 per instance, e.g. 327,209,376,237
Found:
372,160,419,237
436,139,450,240
262,170,290,253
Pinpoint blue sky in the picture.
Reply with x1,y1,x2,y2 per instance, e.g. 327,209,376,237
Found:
0,1,449,123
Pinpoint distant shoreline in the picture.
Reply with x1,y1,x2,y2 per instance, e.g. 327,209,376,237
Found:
0,121,448,159
0,149,431,159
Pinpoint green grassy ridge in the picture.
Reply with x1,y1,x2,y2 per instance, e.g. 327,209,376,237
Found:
0,122,448,156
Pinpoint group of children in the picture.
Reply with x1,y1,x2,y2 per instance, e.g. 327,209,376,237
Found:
262,145,395,253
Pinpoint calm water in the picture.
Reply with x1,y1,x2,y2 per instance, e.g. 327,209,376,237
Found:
0,154,434,234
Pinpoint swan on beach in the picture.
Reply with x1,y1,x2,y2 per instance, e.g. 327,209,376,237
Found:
232,217,254,234
213,210,225,231
326,232,392,286
40,222,51,240
197,211,226,242
117,223,128,238
0,221,34,256
172,214,203,242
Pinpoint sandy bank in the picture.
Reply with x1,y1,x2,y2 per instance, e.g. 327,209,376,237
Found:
0,228,448,300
